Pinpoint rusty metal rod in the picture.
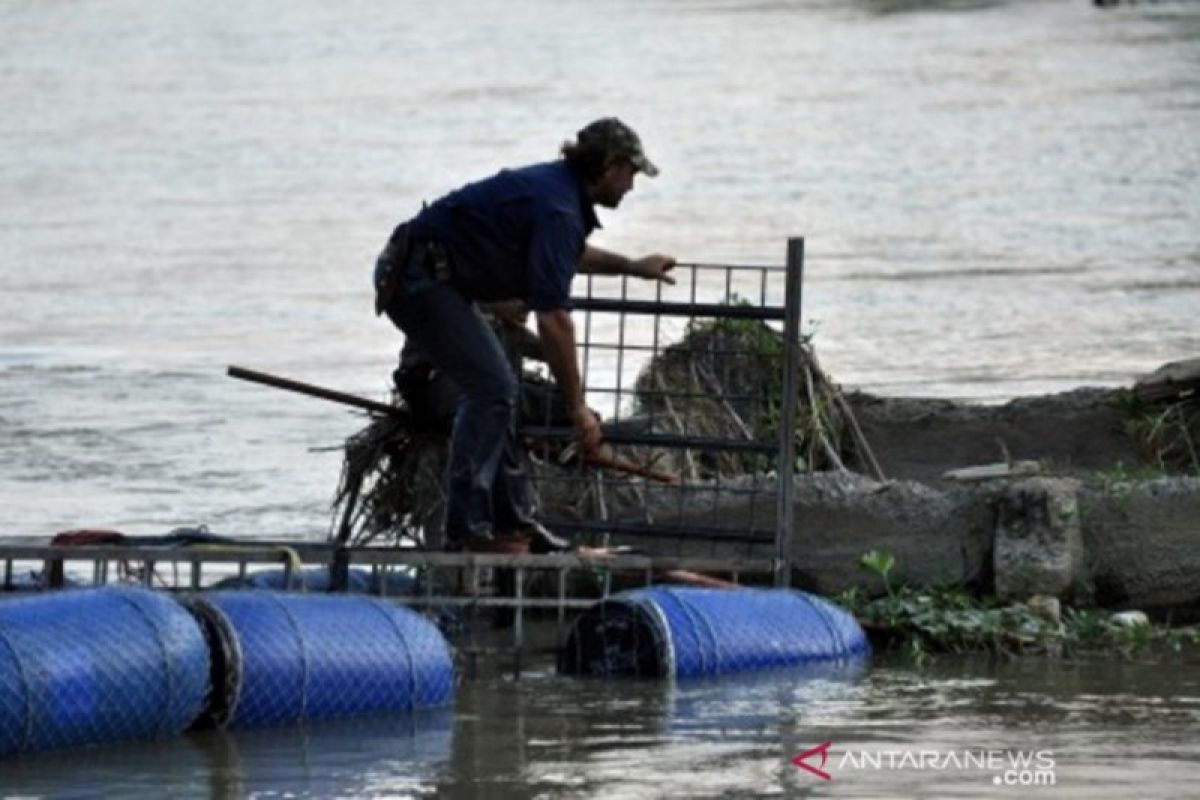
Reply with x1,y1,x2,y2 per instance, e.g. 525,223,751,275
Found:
227,365,402,417
229,365,682,484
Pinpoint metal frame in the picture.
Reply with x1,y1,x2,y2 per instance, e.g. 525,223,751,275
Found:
520,237,804,585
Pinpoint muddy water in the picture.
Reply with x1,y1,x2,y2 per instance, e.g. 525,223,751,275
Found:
2,0,1198,537
2,0,1199,796
2,652,1198,798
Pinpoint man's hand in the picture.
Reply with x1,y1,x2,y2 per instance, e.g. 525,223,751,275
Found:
572,406,603,455
580,245,676,285
631,254,677,285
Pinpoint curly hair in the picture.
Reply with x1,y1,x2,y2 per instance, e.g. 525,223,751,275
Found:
560,139,614,184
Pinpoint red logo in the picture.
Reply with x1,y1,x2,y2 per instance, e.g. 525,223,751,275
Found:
793,741,833,781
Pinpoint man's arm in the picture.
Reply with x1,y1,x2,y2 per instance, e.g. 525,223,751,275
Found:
579,244,677,284
536,308,601,452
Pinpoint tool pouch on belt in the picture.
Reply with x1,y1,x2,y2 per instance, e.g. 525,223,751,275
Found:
373,221,413,315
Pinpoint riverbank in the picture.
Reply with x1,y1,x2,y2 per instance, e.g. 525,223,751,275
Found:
621,359,1200,619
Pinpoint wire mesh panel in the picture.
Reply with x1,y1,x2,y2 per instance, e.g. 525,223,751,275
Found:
561,587,868,679
0,587,210,756
187,591,453,729
521,241,803,579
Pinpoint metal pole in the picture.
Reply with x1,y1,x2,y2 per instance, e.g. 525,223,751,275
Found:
227,365,402,418
329,546,350,593
775,237,804,587
514,567,525,680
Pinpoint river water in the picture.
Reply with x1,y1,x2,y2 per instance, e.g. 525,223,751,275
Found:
2,0,1199,796
1,651,1199,798
2,0,1198,537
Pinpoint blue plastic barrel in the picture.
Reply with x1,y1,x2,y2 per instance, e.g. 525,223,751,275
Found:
186,592,454,728
0,587,210,756
563,587,869,678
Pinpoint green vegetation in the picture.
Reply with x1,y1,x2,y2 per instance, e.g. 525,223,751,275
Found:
858,549,895,596
838,550,1200,665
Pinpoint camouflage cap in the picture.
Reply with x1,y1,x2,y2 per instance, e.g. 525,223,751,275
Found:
576,117,659,177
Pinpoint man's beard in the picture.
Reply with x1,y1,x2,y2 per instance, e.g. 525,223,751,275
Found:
596,191,624,209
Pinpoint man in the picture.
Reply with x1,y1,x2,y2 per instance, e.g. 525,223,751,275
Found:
392,301,543,434
374,118,675,553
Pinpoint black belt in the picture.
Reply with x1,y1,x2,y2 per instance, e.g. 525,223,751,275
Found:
373,225,454,315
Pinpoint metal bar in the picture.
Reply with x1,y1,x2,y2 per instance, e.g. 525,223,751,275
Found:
615,275,628,422
571,298,785,320
775,237,804,587
541,519,773,543
468,564,481,679
344,550,774,574
0,545,324,562
650,277,663,435
227,365,403,418
516,427,776,453
747,470,759,536
0,545,775,575
556,568,567,646
710,468,722,530
574,342,780,356
673,261,784,273
582,273,594,413
513,567,525,679
386,596,602,610
44,557,64,589
563,385,773,403
329,547,350,593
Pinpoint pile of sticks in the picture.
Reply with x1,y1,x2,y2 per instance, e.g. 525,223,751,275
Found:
630,319,883,481
1130,359,1200,473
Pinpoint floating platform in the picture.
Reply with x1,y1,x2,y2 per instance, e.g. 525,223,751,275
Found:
0,538,779,677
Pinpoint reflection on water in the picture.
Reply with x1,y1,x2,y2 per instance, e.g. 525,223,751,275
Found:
2,653,1198,798
0,712,453,799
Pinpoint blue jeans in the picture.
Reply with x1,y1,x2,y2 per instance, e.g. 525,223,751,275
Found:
379,249,536,540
